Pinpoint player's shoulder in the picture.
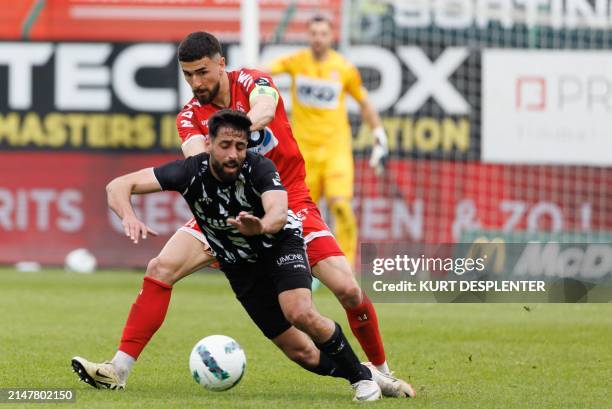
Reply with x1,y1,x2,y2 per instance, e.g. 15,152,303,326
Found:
246,150,264,164
330,49,356,70
189,151,210,162
292,48,312,62
272,47,309,65
184,151,210,169
230,68,273,82
246,151,275,169
230,68,276,90
178,97,202,115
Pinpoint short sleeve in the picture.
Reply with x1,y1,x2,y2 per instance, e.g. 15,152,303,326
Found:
251,155,286,194
153,155,200,193
234,69,281,108
176,104,206,147
345,63,368,102
234,69,277,95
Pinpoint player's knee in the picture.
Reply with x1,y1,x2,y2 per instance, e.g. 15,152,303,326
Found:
334,283,363,309
145,257,177,285
284,307,319,331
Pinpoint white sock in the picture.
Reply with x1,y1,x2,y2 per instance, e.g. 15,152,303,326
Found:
111,350,135,382
376,361,391,375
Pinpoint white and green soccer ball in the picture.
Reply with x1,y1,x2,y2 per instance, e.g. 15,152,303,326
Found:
189,335,246,391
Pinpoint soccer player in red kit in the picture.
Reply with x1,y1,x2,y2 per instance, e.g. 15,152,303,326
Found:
71,32,414,399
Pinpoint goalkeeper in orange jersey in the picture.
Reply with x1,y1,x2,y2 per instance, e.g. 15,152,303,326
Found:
263,15,388,266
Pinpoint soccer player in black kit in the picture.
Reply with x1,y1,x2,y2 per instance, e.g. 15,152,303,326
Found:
94,109,382,401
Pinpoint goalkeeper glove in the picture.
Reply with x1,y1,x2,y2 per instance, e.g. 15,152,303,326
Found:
369,126,388,176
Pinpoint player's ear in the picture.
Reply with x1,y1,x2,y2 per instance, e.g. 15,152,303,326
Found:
218,56,226,74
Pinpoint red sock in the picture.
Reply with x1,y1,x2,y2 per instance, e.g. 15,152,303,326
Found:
344,292,386,366
118,276,173,359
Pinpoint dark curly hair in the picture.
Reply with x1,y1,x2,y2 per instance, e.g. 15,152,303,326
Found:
208,109,252,139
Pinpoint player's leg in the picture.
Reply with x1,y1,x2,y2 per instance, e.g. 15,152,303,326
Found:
276,288,380,401
266,237,374,392
271,326,319,369
301,142,324,204
311,253,386,369
278,288,333,343
270,320,358,381
116,228,215,360
252,241,380,401
299,206,388,372
323,142,357,265
72,222,216,389
270,326,367,383
310,253,415,397
222,259,377,400
307,238,415,397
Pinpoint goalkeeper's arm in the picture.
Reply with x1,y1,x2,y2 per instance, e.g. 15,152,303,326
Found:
358,99,388,175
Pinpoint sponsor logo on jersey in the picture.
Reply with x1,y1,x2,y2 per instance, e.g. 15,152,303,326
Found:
295,75,341,109
237,71,254,89
272,172,281,186
295,207,309,220
277,253,305,267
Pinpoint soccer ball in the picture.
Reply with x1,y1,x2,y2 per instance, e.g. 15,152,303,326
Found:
189,335,246,391
64,248,97,274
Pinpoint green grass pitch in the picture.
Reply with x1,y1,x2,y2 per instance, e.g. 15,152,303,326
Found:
0,268,610,408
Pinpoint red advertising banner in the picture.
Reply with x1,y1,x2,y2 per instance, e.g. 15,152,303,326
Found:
0,0,342,42
1,152,188,268
354,158,612,243
2,153,610,268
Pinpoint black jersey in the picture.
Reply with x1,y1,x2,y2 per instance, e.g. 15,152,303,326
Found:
154,151,303,267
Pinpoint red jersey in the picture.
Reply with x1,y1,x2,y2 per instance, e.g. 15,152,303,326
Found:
176,68,310,207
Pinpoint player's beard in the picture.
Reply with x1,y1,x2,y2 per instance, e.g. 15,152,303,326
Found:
211,156,241,183
193,81,220,105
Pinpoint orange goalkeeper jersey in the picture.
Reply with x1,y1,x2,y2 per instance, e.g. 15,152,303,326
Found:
268,48,368,147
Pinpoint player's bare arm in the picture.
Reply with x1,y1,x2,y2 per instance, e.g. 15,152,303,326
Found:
358,99,383,130
359,99,389,174
181,137,208,158
106,168,161,243
227,190,288,236
260,189,289,233
247,87,279,130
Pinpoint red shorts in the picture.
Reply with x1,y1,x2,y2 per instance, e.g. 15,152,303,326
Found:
179,201,344,267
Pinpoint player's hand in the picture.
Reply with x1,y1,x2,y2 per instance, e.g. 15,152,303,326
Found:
227,211,265,236
369,127,389,176
369,144,388,176
122,214,159,244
